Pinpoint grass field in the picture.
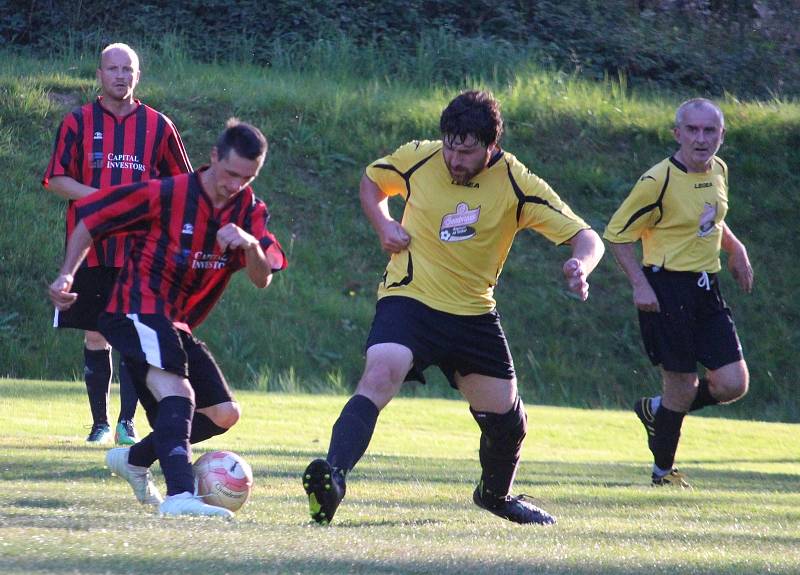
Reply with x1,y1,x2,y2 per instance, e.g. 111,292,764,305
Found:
1,378,798,574
3,50,799,420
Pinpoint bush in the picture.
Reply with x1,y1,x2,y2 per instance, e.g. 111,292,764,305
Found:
2,0,798,98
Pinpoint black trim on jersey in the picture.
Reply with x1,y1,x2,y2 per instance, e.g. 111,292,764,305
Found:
505,160,566,223
486,148,505,169
372,147,440,201
669,156,688,173
385,252,414,289
618,167,670,234
713,157,728,185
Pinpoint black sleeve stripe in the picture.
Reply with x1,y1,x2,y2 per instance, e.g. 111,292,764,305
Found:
505,160,567,223
372,147,440,201
617,167,670,234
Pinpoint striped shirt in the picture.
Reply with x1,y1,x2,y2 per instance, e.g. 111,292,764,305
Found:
75,169,287,330
43,97,192,268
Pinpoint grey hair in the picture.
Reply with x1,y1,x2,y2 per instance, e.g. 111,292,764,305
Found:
675,98,724,129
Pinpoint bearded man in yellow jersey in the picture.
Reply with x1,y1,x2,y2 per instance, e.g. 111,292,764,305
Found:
604,98,753,488
302,90,604,525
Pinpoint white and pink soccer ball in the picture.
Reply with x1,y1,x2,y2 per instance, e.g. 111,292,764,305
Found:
193,450,254,512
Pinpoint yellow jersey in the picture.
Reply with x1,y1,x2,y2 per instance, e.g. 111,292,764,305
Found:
365,140,589,315
604,156,729,272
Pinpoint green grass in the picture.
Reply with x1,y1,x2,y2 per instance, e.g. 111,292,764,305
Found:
1,378,798,574
1,49,799,420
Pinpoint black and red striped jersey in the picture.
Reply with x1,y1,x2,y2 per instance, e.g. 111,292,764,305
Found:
43,97,192,268
74,168,287,330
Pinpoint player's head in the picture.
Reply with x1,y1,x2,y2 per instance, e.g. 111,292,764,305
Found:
673,98,725,172
215,118,268,162
208,119,268,201
97,43,140,102
440,90,503,185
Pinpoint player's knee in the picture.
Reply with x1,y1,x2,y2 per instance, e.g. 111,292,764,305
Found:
356,365,403,408
216,402,241,429
710,362,749,403
84,330,110,350
471,395,528,458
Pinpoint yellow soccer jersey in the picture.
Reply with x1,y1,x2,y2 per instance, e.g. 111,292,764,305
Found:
604,156,729,272
365,140,589,315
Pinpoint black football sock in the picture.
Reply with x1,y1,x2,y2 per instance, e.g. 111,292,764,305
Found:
651,405,685,472
153,396,195,496
471,395,527,500
128,412,227,468
84,347,111,426
117,358,139,422
689,378,720,412
327,394,379,473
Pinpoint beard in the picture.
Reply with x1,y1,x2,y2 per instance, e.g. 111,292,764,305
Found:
447,163,482,185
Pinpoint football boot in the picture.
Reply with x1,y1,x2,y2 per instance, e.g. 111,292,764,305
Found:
302,458,346,525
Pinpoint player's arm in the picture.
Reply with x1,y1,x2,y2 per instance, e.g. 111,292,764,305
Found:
216,223,272,288
48,220,93,310
359,173,410,254
608,242,660,312
45,176,97,201
562,229,604,301
721,222,753,293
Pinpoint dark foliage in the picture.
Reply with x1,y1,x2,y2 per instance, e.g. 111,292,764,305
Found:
2,0,798,98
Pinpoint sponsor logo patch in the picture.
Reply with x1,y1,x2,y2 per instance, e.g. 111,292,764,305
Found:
439,202,480,242
697,202,718,237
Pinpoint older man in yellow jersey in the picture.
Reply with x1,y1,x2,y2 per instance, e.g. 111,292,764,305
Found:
302,90,604,525
604,98,753,488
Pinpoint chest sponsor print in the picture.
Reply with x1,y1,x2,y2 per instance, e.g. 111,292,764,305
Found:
440,202,480,242
697,202,718,237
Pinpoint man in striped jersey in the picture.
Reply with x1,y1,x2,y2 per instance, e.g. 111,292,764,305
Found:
43,43,192,446
48,120,287,517
604,99,753,488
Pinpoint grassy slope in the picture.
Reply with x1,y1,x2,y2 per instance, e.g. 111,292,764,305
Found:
0,50,798,419
1,378,798,574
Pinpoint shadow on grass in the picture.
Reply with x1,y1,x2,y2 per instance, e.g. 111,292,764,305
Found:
2,442,797,494
0,549,796,575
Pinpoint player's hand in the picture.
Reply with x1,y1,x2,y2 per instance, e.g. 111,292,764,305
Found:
632,281,660,312
378,220,410,254
49,273,78,310
217,223,258,252
563,257,589,301
728,245,754,293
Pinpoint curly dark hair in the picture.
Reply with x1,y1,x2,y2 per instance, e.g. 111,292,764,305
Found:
216,117,268,161
439,90,503,147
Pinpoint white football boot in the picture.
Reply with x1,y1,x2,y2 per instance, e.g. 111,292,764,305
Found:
159,492,234,519
105,447,163,507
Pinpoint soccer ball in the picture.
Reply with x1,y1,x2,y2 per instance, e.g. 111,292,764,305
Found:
193,450,254,512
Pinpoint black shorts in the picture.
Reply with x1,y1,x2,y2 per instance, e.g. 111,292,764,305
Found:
97,312,234,410
53,266,119,331
638,267,743,373
366,296,515,389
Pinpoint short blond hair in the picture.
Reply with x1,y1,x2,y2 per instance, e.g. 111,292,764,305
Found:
99,43,139,70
